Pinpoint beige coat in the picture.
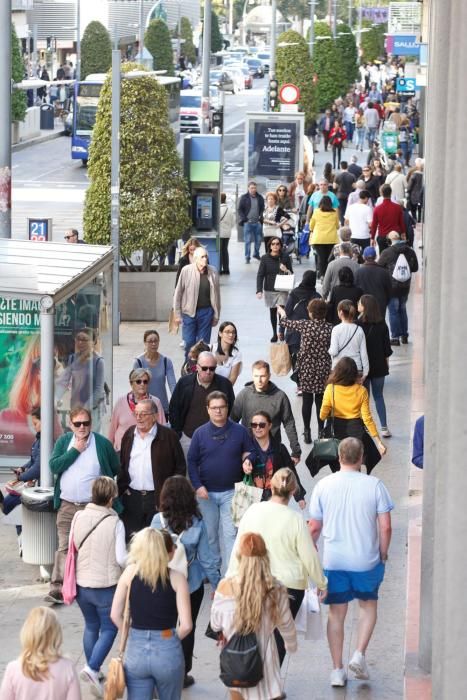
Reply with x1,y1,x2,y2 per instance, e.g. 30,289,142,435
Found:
73,503,122,588
173,263,221,323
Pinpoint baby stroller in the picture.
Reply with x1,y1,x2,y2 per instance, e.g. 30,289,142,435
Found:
281,213,302,264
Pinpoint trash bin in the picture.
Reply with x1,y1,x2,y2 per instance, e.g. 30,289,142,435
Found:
40,103,55,130
21,486,57,566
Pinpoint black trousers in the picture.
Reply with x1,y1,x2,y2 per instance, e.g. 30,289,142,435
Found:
338,196,348,225
181,584,205,674
220,238,230,273
302,391,324,434
313,244,335,278
351,237,370,253
275,587,305,666
121,489,157,541
332,144,343,169
377,235,391,253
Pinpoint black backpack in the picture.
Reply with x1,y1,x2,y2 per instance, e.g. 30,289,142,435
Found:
219,631,263,688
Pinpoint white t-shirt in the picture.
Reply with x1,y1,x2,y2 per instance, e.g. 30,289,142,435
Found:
309,471,394,571
215,348,242,378
345,202,373,239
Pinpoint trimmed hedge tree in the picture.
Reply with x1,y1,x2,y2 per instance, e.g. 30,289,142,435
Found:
276,30,316,125
360,20,387,63
83,63,190,270
211,11,223,53
81,21,112,80
180,17,196,65
311,21,344,111
145,19,175,76
335,23,358,92
12,23,26,122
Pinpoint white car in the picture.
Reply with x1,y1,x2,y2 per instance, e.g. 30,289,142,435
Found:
224,66,244,94
180,90,212,133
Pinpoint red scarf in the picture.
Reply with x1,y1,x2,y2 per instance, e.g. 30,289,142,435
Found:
127,391,149,412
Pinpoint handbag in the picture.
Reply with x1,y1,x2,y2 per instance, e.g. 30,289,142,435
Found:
168,308,179,335
231,476,263,527
310,385,340,463
159,514,188,578
104,573,135,700
295,587,324,641
274,273,295,292
270,342,292,376
4,478,36,496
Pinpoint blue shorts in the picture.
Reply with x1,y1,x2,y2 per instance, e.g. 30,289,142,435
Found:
323,562,386,605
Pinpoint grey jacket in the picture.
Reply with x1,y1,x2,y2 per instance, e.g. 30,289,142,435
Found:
230,381,301,457
322,256,361,299
173,263,221,323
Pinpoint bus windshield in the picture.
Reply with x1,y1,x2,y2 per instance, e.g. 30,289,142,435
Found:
75,83,101,136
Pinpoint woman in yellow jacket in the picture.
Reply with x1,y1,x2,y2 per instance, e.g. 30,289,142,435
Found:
312,356,386,477
309,194,340,279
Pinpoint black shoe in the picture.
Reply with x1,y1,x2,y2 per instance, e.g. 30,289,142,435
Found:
245,258,250,264
390,338,400,346
401,335,408,344
183,675,195,688
253,254,261,260
224,270,230,275
270,334,278,343
44,591,64,605
0,490,4,512
303,429,312,445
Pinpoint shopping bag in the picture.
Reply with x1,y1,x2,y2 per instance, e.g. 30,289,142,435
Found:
274,274,295,292
295,587,324,641
231,476,263,527
298,230,310,257
270,342,292,376
62,537,77,605
168,308,179,335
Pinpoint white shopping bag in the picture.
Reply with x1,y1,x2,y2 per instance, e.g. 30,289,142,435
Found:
295,587,324,641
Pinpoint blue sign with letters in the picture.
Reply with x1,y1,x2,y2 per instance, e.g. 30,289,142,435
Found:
28,218,52,241
396,78,417,94
386,35,420,57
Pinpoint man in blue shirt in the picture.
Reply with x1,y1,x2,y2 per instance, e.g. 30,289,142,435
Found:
411,415,424,468
188,391,254,572
304,180,339,227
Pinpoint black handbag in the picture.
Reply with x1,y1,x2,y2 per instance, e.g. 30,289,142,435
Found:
310,385,340,462
219,631,263,688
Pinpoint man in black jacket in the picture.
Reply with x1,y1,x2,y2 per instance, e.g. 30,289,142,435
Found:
237,181,265,263
378,231,419,345
355,246,392,317
169,351,235,456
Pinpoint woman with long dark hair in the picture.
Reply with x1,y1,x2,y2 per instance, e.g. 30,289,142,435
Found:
151,476,219,689
256,237,293,342
327,267,363,326
214,321,242,385
329,119,347,169
358,294,393,438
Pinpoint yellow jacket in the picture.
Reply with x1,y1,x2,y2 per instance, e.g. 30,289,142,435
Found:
309,209,340,245
320,383,379,438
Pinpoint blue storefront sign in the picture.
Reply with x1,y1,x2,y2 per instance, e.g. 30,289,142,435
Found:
386,35,420,57
396,77,416,95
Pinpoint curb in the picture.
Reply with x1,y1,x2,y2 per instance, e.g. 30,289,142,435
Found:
12,129,66,153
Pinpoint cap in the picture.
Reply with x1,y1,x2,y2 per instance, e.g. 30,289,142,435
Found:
363,246,377,258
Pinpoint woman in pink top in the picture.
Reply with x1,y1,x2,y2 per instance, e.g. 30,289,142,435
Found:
0,606,81,700
108,368,166,451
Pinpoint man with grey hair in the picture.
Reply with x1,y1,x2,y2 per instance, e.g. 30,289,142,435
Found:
118,397,186,538
173,246,221,358
322,241,361,299
348,154,362,180
309,437,393,687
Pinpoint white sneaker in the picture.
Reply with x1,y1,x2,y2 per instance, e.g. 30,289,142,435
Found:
330,668,347,686
80,666,103,698
381,427,392,438
349,650,370,680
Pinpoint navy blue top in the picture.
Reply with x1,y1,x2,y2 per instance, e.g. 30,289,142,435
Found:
18,434,40,481
130,575,178,630
188,419,254,491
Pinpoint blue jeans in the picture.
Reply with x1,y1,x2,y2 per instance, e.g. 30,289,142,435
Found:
388,295,408,338
182,306,214,358
197,489,236,572
356,126,365,149
244,222,262,260
364,376,387,428
344,121,354,142
125,628,184,700
367,126,377,147
76,585,118,672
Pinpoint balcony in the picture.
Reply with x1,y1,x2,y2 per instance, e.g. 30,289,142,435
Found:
13,0,33,10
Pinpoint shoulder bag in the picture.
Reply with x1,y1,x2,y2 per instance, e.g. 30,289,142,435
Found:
104,572,135,700
159,513,189,578
336,325,358,356
310,385,340,463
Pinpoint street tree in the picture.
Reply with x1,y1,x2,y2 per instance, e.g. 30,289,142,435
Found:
276,30,316,125
12,23,26,123
145,19,175,75
81,21,112,80
335,23,358,91
180,17,197,65
211,10,223,53
360,19,386,63
83,64,191,270
311,21,344,111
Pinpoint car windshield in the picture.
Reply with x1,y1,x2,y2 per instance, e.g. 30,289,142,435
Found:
210,71,222,80
258,54,270,60
181,95,201,107
246,59,260,66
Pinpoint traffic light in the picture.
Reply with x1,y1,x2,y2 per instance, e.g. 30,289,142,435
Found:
269,78,278,110
212,108,224,133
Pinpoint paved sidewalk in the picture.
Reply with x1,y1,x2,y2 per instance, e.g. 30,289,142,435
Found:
12,119,66,153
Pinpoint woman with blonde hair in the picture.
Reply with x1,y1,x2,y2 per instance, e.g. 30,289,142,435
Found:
175,237,201,284
0,606,81,699
227,469,327,667
211,532,297,700
110,527,192,700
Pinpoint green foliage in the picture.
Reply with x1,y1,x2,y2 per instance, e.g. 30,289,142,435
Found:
276,30,316,125
360,20,386,63
145,19,175,76
81,21,112,80
211,11,223,53
83,63,191,271
311,21,344,111
335,23,358,90
11,23,26,123
180,17,197,65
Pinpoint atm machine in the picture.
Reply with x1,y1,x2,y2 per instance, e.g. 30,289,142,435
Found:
184,135,223,269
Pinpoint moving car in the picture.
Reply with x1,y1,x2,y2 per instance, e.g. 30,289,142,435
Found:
244,58,265,78
180,90,211,133
209,69,235,93
257,52,271,72
224,66,244,93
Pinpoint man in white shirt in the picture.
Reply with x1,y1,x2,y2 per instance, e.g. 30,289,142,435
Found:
309,438,393,688
345,190,374,252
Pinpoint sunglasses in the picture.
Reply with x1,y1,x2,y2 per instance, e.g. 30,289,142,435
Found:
133,379,149,384
278,188,287,191
72,420,91,428
64,235,76,240
199,366,216,372
250,422,267,429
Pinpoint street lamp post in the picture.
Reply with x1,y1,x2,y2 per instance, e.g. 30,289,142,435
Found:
332,0,337,38
201,0,212,134
76,0,81,81
111,49,121,345
139,0,145,64
309,0,316,58
0,0,12,239
357,1,363,50
270,0,277,77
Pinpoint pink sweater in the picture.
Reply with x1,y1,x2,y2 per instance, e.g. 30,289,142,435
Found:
0,658,81,700
108,393,166,451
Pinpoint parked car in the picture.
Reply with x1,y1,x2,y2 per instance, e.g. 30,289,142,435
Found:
224,66,245,93
180,90,213,133
257,52,271,72
209,69,235,93
241,66,253,89
244,58,265,78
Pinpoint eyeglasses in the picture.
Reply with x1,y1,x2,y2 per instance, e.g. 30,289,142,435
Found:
209,405,228,411
199,366,216,372
72,420,91,428
64,234,76,240
133,379,149,384
145,339,159,344
135,412,155,418
250,422,267,429
75,335,90,342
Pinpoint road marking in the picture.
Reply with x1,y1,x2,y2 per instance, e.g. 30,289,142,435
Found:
225,119,245,134
13,187,86,203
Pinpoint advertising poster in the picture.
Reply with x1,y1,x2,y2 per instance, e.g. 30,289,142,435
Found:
0,288,105,461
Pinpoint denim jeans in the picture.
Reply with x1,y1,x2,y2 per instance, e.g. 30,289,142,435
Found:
367,126,377,147
388,294,409,338
243,222,262,260
197,489,236,572
182,306,214,359
364,376,387,428
344,121,354,142
76,585,118,673
356,127,365,149
125,628,184,700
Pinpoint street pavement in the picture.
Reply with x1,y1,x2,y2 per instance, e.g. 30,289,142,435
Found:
1,120,420,698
